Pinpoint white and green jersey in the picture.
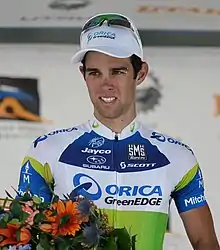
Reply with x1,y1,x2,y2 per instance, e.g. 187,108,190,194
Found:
18,117,206,250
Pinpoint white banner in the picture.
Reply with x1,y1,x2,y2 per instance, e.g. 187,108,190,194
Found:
0,0,220,30
0,44,220,242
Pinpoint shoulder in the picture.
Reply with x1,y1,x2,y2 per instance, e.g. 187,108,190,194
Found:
149,129,194,155
21,121,91,171
31,121,90,150
139,124,197,167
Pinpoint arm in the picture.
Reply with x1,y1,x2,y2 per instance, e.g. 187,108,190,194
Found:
181,204,219,250
17,138,54,202
172,164,219,250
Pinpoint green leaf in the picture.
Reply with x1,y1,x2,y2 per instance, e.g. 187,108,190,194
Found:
20,211,29,223
52,195,59,204
59,214,70,227
131,234,137,250
43,163,54,185
39,233,51,250
56,240,70,250
5,190,14,199
11,186,22,197
49,208,57,217
36,243,45,250
33,196,42,205
21,191,33,201
0,206,5,214
112,227,131,250
0,216,7,228
102,236,117,250
10,201,22,218
69,234,85,246
9,218,20,225
37,243,56,250
3,213,9,222
34,212,46,224
16,229,21,241
2,197,8,210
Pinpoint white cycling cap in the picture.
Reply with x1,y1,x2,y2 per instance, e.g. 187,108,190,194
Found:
71,12,144,63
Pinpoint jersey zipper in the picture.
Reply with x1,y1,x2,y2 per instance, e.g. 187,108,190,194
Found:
112,132,119,227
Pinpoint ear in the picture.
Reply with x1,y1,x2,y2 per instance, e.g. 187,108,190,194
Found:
136,62,149,86
79,65,87,81
79,65,84,75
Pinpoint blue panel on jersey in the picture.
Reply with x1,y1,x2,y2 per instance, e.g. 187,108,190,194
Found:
17,160,52,202
171,168,207,213
59,131,170,172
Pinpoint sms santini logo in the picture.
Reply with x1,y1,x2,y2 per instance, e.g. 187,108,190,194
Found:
0,77,50,123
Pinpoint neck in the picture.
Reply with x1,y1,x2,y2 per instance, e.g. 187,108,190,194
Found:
94,108,137,134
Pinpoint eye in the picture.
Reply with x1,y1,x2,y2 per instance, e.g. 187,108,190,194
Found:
88,71,100,76
112,69,127,75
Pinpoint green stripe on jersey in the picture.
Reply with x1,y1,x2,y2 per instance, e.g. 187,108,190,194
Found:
174,164,199,191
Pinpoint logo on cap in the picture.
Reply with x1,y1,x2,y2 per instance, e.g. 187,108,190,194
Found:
87,31,116,43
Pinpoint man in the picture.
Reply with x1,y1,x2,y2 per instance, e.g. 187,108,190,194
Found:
17,13,219,250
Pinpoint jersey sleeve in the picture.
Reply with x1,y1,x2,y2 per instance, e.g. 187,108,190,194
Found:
17,137,54,202
171,157,207,214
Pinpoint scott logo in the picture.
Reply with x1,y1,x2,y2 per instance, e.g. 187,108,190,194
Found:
120,162,156,169
81,148,111,154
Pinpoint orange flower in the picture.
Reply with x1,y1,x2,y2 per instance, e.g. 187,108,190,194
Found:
19,227,31,245
43,200,88,236
39,223,52,233
0,224,31,247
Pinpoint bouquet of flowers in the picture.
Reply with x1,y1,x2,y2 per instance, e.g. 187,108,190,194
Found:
0,187,137,250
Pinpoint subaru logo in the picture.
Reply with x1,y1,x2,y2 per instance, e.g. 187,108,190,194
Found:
86,155,106,164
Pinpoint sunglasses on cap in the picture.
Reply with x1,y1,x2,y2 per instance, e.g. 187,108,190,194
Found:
82,13,135,33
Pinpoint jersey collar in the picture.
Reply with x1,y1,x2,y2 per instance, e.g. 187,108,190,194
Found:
88,116,141,140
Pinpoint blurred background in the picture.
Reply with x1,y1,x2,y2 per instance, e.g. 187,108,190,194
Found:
0,0,220,249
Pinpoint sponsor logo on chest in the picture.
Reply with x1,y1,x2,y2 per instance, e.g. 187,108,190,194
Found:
81,147,111,154
128,144,147,160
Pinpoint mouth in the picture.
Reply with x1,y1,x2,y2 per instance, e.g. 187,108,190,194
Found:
100,97,117,104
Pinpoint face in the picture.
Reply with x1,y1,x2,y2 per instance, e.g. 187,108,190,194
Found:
80,51,148,120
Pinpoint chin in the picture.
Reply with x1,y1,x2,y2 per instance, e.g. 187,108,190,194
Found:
103,115,120,119
94,103,124,119
97,109,123,120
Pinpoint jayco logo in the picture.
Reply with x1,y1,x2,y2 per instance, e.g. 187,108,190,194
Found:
87,31,116,43
81,148,111,154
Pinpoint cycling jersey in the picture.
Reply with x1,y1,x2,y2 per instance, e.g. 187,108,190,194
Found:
17,117,206,250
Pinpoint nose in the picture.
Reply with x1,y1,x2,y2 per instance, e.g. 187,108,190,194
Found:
101,75,115,90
